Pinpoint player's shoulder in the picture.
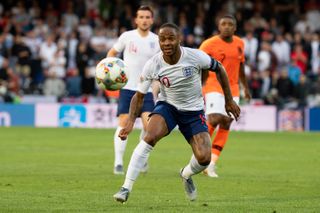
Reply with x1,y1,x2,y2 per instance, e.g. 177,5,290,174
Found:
203,35,221,44
200,35,221,49
148,31,158,38
142,53,162,75
146,51,162,64
183,46,203,55
119,30,137,38
183,47,208,60
233,35,244,45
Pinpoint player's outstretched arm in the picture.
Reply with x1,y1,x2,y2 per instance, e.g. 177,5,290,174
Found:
215,63,241,121
119,92,145,140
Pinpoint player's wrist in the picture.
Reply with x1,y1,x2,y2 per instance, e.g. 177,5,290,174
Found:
225,96,233,103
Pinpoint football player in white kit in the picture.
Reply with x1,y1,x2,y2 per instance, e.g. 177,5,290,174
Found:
107,6,160,175
113,23,240,203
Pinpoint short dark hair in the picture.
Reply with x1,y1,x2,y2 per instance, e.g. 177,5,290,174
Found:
220,14,237,25
159,23,180,33
136,5,154,17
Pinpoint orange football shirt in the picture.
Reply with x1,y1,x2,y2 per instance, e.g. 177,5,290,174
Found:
200,35,245,97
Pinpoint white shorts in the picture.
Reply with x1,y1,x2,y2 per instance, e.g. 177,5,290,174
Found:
205,92,239,116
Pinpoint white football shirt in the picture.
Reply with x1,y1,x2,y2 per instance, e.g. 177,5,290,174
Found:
138,47,218,111
113,29,160,91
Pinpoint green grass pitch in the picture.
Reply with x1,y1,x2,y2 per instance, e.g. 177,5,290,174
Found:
0,127,319,212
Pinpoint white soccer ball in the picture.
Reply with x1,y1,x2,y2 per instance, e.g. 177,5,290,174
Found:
95,57,128,91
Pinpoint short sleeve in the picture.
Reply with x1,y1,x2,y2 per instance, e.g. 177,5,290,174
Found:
137,58,155,94
197,50,213,70
113,32,126,53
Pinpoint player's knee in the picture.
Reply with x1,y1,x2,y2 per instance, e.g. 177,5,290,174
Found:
207,114,221,127
143,133,157,146
220,116,233,129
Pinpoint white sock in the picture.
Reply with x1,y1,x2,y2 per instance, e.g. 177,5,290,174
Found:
181,154,207,179
211,153,219,163
123,140,153,191
114,126,127,167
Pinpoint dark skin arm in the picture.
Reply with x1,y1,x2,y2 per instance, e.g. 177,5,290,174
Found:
201,69,209,86
239,63,251,101
118,92,145,140
215,62,241,120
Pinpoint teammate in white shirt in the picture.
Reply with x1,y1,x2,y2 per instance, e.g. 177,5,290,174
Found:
113,23,240,203
107,6,160,175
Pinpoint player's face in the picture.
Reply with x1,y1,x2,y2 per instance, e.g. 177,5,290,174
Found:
135,10,153,31
218,18,236,38
159,27,180,57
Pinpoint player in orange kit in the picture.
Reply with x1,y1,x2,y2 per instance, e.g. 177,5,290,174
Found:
200,15,251,177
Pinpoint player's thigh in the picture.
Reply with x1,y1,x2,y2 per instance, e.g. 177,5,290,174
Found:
189,132,211,165
205,92,239,116
144,114,169,147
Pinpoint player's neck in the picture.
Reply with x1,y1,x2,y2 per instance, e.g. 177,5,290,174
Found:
163,47,181,65
219,35,233,43
137,28,149,37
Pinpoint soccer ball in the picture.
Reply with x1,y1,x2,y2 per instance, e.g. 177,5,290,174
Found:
95,57,128,91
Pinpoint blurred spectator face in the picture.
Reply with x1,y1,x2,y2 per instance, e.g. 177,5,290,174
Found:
46,35,55,45
285,32,293,42
246,31,253,39
135,9,153,32
261,41,270,50
276,34,283,42
262,70,270,78
294,32,302,43
0,80,7,96
14,34,23,44
272,71,279,80
299,75,306,84
218,17,236,38
280,70,288,78
311,33,319,41
0,56,9,69
186,34,195,44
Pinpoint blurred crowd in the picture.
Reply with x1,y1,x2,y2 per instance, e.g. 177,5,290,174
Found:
0,0,319,108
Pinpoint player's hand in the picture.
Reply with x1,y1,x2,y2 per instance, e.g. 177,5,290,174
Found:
225,99,241,121
118,120,134,140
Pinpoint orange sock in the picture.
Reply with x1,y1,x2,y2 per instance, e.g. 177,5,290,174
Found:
207,121,215,137
211,128,229,157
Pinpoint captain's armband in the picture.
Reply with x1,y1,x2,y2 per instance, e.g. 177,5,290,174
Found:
209,57,219,72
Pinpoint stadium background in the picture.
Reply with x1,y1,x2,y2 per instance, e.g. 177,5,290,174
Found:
0,0,319,130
